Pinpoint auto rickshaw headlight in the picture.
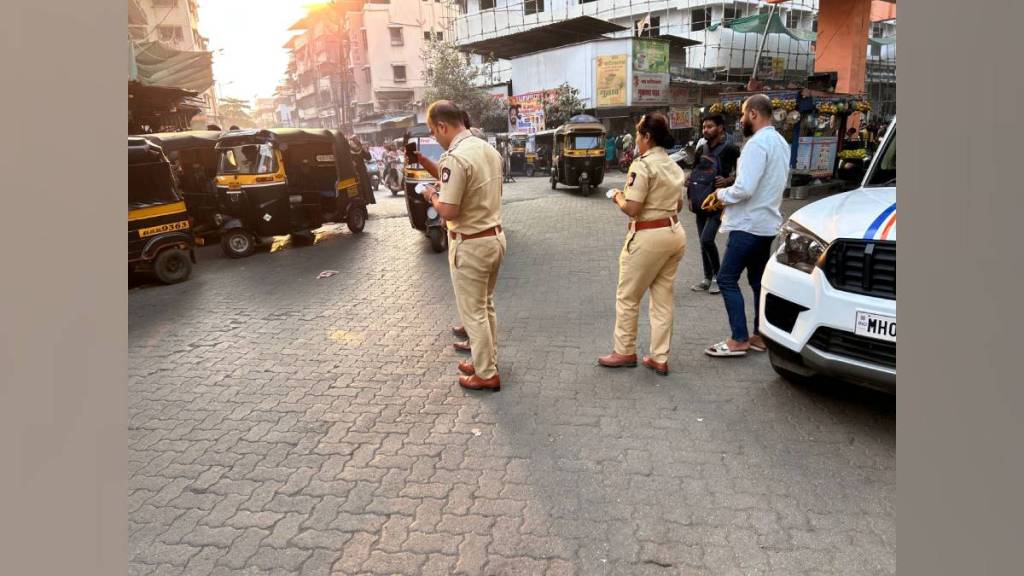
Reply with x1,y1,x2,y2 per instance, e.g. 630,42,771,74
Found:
214,213,224,226
426,206,438,219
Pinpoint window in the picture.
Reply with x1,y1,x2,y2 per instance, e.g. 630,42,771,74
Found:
480,0,496,9
785,10,800,29
219,145,278,175
724,5,741,24
393,65,407,83
648,16,661,37
423,31,444,41
691,8,711,32
579,0,598,3
362,29,368,51
389,26,404,46
364,67,372,84
812,18,818,33
524,0,544,16
158,26,183,43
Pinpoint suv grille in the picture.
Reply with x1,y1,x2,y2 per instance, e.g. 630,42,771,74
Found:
821,239,895,299
808,327,896,368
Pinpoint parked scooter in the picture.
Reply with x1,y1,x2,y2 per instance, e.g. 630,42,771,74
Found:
383,158,404,195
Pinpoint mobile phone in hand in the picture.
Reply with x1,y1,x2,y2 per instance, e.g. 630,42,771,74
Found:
405,141,418,163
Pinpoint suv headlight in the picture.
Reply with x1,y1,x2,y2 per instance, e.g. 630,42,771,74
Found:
776,220,828,274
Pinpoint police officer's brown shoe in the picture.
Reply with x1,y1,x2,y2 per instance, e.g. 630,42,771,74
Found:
642,356,669,376
451,325,468,339
597,352,638,368
458,361,475,376
459,373,500,391
453,340,471,353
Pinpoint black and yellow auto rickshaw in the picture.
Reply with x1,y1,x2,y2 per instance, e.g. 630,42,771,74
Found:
143,131,222,242
213,128,369,258
530,129,556,176
550,114,607,196
403,124,448,253
508,133,530,176
128,137,195,284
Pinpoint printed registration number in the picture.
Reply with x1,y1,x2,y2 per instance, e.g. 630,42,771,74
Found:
854,311,896,343
138,220,189,237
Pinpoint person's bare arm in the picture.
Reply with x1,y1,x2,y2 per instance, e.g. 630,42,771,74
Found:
610,189,643,217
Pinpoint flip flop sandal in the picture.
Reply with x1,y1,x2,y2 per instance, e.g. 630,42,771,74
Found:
705,341,748,357
749,341,767,353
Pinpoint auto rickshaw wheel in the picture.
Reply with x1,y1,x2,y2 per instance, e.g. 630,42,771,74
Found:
427,227,447,253
153,248,192,284
291,230,316,246
580,181,592,196
550,174,557,190
347,204,367,233
221,229,255,259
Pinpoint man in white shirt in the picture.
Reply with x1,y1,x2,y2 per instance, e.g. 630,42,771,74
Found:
705,94,791,357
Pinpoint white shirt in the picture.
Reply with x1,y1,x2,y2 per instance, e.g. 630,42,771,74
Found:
716,125,791,237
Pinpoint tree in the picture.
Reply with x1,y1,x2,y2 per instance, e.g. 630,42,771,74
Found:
479,97,509,133
543,82,585,129
218,97,253,128
421,38,496,129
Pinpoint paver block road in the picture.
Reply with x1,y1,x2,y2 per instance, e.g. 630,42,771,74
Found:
130,173,895,575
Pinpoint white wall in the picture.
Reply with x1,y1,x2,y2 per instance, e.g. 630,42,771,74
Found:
509,38,632,107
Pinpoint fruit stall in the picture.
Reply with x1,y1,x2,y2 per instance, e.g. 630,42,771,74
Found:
707,89,872,185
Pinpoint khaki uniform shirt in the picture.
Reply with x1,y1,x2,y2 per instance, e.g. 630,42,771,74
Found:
438,130,503,235
623,146,685,221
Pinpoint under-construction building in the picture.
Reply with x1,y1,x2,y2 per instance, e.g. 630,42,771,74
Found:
454,0,895,120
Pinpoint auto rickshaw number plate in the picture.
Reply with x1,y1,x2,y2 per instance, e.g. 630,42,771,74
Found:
138,220,190,237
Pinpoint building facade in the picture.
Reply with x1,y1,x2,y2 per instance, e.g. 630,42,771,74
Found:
345,0,457,138
456,0,820,87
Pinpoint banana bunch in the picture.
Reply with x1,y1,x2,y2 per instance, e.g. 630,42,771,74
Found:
723,101,740,115
817,102,838,115
709,102,723,114
782,99,797,111
853,100,872,113
838,148,867,160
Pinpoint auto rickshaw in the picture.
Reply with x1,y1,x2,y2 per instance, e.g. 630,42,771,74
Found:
213,128,369,258
508,133,529,176
530,129,556,176
128,137,196,284
143,131,222,242
550,114,607,196
403,124,448,253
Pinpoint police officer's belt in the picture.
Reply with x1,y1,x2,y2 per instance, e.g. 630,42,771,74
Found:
629,216,677,231
449,225,502,241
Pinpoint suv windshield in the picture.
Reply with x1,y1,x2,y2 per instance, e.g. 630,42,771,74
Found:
866,127,895,187
417,139,444,163
219,144,277,175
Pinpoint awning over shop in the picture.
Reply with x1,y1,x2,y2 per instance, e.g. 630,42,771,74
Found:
353,114,417,135
132,40,214,93
459,16,628,60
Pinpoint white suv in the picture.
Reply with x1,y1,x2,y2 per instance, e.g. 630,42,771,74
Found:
759,121,896,393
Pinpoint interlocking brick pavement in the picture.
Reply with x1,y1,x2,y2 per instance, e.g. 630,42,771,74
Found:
130,175,895,575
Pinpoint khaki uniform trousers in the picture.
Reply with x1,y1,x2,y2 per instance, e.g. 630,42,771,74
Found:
449,232,507,379
614,223,687,363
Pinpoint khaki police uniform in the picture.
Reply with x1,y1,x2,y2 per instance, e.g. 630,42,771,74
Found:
614,146,688,363
438,130,506,379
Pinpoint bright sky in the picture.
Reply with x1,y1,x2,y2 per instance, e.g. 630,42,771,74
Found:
198,0,320,103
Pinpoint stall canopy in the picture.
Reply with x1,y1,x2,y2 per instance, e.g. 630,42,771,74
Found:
710,13,896,48
131,40,214,93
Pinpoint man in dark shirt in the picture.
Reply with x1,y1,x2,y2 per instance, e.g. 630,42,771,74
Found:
687,114,741,294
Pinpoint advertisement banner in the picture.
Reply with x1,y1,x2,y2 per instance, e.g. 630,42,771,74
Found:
632,39,669,74
508,92,546,134
669,84,700,107
595,55,627,107
633,72,669,104
668,107,694,130
632,39,669,105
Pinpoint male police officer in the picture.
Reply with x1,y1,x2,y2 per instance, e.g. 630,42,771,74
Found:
419,101,506,391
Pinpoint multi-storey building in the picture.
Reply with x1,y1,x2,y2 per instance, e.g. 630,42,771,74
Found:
455,0,820,87
344,0,457,141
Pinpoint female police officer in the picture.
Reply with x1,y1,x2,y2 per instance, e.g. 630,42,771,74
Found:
598,112,687,376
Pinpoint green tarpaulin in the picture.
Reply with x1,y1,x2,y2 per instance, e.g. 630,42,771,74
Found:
131,41,213,93
710,13,895,48
710,13,817,42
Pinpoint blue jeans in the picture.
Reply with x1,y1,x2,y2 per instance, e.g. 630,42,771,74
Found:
718,231,776,342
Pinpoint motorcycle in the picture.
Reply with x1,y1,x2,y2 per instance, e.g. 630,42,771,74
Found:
365,159,381,192
383,158,404,195
618,147,636,173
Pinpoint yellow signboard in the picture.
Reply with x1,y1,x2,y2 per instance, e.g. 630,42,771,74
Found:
595,55,627,107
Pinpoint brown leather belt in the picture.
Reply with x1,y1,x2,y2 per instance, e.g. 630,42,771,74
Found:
449,225,502,241
629,216,677,231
